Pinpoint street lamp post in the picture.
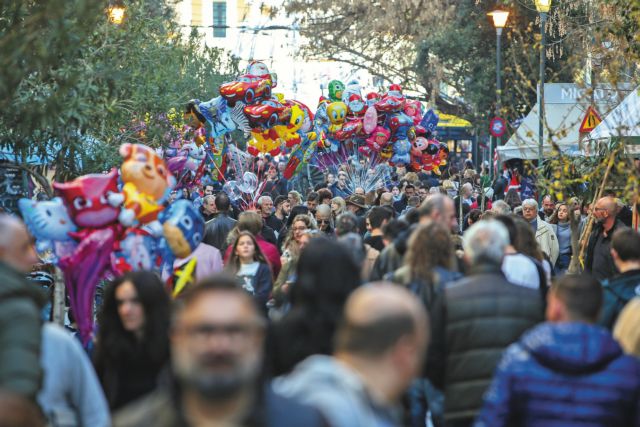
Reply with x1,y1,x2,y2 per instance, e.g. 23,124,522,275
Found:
535,0,552,171
488,9,509,180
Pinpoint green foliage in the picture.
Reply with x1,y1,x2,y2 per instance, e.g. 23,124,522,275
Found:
0,0,238,182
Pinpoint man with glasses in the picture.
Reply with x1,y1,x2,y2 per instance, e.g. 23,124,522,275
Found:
315,204,334,237
115,275,325,427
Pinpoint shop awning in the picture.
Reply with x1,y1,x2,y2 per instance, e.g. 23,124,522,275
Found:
435,112,473,140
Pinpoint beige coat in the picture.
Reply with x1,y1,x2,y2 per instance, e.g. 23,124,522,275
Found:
536,219,559,265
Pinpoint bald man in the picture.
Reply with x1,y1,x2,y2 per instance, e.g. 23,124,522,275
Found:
379,192,394,207
274,283,428,427
585,196,628,281
0,215,44,400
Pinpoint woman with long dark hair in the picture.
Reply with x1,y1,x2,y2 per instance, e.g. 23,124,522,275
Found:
93,271,170,411
267,238,361,376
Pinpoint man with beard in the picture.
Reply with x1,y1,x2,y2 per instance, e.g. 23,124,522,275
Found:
114,274,325,427
585,196,627,281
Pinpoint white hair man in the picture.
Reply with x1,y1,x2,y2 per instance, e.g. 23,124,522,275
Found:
521,198,559,264
491,200,511,215
426,220,543,426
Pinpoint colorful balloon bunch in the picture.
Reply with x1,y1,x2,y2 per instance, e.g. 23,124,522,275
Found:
311,81,449,173
177,65,450,186
19,144,204,344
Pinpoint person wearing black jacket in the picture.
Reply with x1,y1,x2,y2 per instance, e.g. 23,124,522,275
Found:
202,193,237,252
599,228,640,329
426,221,542,426
585,196,627,281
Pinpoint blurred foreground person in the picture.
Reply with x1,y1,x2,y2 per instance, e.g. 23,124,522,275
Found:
0,390,45,427
475,274,640,427
0,215,43,400
94,271,170,410
39,324,110,426
274,283,428,427
614,297,640,357
114,274,325,427
268,238,361,376
427,220,542,427
599,229,640,329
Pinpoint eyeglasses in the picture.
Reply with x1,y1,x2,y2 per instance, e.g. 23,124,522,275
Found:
177,322,263,342
317,219,330,224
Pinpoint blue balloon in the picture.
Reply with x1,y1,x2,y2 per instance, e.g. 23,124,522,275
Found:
420,109,440,132
160,199,204,261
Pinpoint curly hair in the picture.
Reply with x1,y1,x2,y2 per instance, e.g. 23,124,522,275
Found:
94,271,170,407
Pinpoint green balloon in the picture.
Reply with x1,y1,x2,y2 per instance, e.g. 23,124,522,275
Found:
328,80,345,102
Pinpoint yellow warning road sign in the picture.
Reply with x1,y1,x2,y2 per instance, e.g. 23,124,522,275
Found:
579,106,602,133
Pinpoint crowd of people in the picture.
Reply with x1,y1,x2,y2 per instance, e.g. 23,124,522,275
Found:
0,156,640,427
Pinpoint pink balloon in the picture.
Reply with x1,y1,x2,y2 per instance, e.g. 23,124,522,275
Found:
363,106,378,134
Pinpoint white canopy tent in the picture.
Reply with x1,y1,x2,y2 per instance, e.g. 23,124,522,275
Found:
589,86,640,139
497,83,634,161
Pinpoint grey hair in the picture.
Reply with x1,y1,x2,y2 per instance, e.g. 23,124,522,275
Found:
418,194,448,218
522,198,538,210
491,200,512,215
316,204,332,217
202,195,215,204
463,220,509,265
257,195,272,206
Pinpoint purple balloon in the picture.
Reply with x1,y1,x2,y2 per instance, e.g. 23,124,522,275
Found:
58,227,118,345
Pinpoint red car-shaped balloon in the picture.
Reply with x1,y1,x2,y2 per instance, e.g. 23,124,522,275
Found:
244,99,292,128
219,74,274,106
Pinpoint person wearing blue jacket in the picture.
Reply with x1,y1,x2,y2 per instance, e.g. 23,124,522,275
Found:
475,274,640,427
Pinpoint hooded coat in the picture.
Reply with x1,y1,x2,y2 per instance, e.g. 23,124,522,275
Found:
475,322,640,427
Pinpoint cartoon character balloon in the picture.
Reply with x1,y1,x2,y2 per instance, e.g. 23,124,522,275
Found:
53,168,122,229
161,199,204,260
119,143,174,227
19,197,77,261
359,126,391,156
328,80,345,102
327,102,348,133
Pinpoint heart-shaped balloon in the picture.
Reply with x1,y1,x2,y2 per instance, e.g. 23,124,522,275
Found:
237,172,258,194
363,105,378,134
223,181,243,201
